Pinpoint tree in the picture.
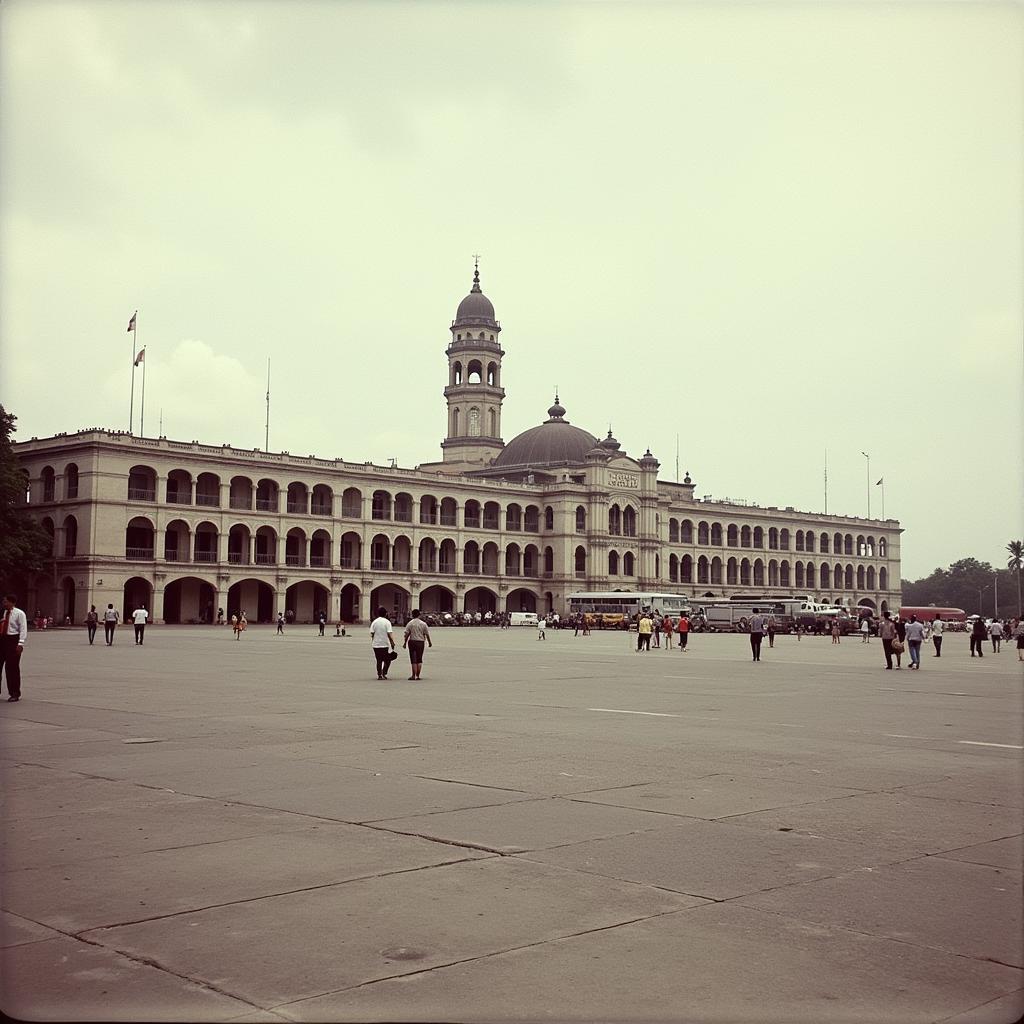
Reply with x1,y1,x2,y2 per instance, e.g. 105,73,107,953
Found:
0,406,52,590
1008,540,1023,617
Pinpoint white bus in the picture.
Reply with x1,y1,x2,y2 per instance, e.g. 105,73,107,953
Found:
567,592,693,629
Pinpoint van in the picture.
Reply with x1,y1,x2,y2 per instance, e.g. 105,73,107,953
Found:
509,612,539,627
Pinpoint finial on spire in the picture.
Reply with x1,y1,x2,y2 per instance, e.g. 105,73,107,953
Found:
471,253,482,292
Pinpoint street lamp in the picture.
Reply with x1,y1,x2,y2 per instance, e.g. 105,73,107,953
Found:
860,452,871,519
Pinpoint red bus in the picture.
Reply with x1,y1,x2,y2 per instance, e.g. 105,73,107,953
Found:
896,606,966,624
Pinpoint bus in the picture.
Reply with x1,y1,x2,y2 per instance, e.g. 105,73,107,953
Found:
567,592,693,630
897,606,966,625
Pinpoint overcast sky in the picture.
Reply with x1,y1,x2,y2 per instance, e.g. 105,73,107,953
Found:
2,1,1020,580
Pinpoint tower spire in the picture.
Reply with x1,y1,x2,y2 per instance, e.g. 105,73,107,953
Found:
471,253,482,293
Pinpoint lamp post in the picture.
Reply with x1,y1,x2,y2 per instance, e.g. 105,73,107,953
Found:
994,572,998,617
860,451,871,519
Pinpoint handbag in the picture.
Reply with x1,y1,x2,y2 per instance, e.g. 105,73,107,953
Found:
891,639,904,653
387,649,399,662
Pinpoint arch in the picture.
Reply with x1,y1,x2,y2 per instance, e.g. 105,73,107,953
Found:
127,465,157,502
464,585,497,614
622,506,637,537
544,505,554,531
845,563,854,588
669,518,679,543
440,496,458,526
481,541,500,575
126,516,155,559
741,525,752,548
285,580,330,622
505,587,538,613
681,519,693,544
372,489,392,520
451,360,463,387
805,561,815,592
608,504,621,535
669,553,679,582
768,559,779,587
574,545,587,576
780,559,791,586
196,472,220,508
740,557,751,586
866,565,876,589
339,582,361,622
309,528,331,567
768,527,779,550
795,561,805,588
464,539,480,574
370,583,410,625
286,481,309,515
285,527,308,567
711,555,723,584
834,531,843,554
819,532,830,554
227,579,275,622
341,486,362,518
753,526,764,549
795,530,805,552
727,524,739,547
41,465,56,502
486,361,499,387
163,518,191,562
394,492,414,523
62,514,78,557
858,597,877,611
844,534,853,555
608,550,619,575
834,563,843,589
466,359,483,384
856,565,866,589
697,555,710,584
505,503,522,531
488,408,497,436
166,469,193,505
230,475,254,511
879,567,889,590
228,524,252,564
779,528,790,550
194,521,218,563
523,543,539,577
856,534,866,557
727,557,738,585
340,531,361,569
711,522,723,546
482,501,500,530
392,535,413,571
623,552,635,576
122,576,152,621
464,499,481,529
819,563,829,589
163,576,217,624
311,484,333,516
866,536,876,558
681,553,693,583
878,537,888,558
698,521,710,545
575,505,587,532
418,537,438,573
255,478,279,513
524,505,540,532
254,525,278,565
451,406,461,436
805,531,816,553
543,545,554,576
419,583,455,614
60,576,76,622
754,558,765,587
439,538,458,574
64,463,79,500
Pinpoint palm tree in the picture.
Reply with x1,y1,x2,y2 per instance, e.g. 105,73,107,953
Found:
1008,540,1024,616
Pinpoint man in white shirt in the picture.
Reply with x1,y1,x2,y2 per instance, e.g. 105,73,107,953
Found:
2,594,28,702
103,603,120,645
904,614,926,670
369,606,396,679
930,613,944,657
132,605,150,645
990,619,1003,653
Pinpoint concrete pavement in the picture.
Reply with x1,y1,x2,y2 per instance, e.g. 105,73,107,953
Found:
1,624,1021,1022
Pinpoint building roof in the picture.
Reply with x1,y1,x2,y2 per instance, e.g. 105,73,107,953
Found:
492,397,598,468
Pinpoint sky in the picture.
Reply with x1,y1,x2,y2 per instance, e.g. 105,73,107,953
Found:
2,0,1021,581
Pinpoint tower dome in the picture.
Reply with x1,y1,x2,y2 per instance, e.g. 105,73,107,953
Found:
454,263,496,325
492,396,597,468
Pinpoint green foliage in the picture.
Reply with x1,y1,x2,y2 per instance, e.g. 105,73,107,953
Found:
0,406,53,588
902,554,1019,617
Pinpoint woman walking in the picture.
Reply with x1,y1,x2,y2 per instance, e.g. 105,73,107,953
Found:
894,616,907,669
85,605,99,646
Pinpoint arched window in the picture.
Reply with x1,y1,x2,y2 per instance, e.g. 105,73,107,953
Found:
857,565,865,589
64,464,79,500
768,527,778,550
754,559,765,587
697,555,709,584
341,487,362,518
464,500,481,528
574,545,586,575
669,553,679,582
753,526,764,549
63,515,78,557
795,561,805,588
740,558,751,586
575,506,586,532
795,530,805,552
669,518,679,543
711,556,722,584
711,522,723,546
866,566,876,589
544,506,554,530
681,520,693,544
805,531,815,553
879,566,888,590
623,506,637,537
845,564,854,588
506,503,522,531
740,526,751,548
820,532,830,554
524,505,540,532
608,505,621,535
727,524,738,547
834,563,843,589
780,560,791,586
779,528,790,550
681,554,693,583
608,550,619,575
464,540,480,573
879,538,887,558
623,552,635,576
489,409,497,436
371,490,391,520
698,521,710,545
844,534,853,555
544,546,554,574
727,557,738,585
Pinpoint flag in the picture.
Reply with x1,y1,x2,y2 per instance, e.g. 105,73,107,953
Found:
134,348,145,366
127,313,136,332
876,477,883,486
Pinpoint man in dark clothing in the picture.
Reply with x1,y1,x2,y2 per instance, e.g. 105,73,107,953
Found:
749,609,766,662
970,617,987,657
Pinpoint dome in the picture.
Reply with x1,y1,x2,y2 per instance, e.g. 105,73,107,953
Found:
455,264,496,324
493,398,597,468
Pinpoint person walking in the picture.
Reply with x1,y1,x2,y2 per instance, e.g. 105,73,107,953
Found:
929,613,944,657
969,616,986,657
1015,619,1024,662
318,610,327,637
403,608,433,680
766,613,777,649
85,605,99,645
860,617,870,643
238,611,247,638
894,616,907,669
276,612,285,635
662,613,674,650
1,595,28,702
537,616,547,640
831,619,840,644
132,604,149,645
904,614,925,670
370,606,396,679
990,619,1003,653
677,612,690,652
878,611,897,669
103,603,119,645
652,611,662,649
637,612,653,652
749,608,766,662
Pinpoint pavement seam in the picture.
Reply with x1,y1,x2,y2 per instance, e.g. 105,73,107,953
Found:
265,904,697,1011
933,987,1024,1023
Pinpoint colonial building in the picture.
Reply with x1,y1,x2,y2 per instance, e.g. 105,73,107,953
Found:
13,267,901,624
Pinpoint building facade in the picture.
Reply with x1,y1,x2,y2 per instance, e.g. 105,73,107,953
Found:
13,269,901,624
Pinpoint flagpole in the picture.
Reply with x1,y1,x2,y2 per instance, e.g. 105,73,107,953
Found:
824,447,828,515
128,311,137,433
265,357,271,451
140,351,147,437
880,479,885,520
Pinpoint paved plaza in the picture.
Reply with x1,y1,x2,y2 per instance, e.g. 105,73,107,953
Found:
1,624,1021,1023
